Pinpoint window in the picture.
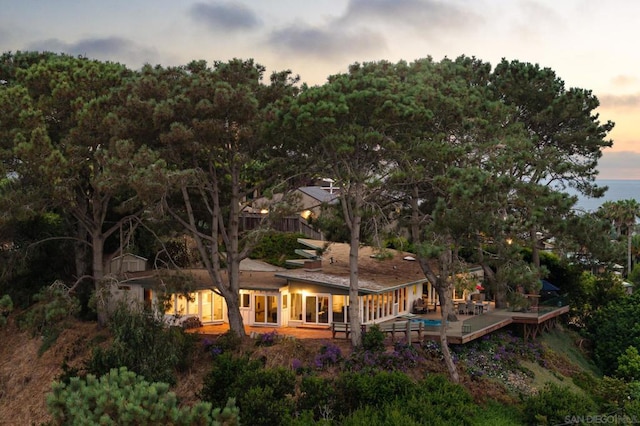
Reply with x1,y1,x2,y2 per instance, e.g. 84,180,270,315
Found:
241,293,250,308
282,294,288,309
290,293,302,321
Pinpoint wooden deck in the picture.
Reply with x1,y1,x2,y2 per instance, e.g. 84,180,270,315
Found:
415,304,570,344
193,304,570,344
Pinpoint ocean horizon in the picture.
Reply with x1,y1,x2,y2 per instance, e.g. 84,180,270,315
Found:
568,179,640,213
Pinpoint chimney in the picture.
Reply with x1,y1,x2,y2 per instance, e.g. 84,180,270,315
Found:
304,259,322,271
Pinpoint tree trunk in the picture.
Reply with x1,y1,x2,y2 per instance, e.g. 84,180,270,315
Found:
628,230,633,275
91,232,108,326
530,227,540,268
437,282,459,383
348,208,362,347
225,292,244,337
482,264,507,309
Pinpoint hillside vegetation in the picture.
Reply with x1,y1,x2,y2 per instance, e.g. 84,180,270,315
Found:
0,310,625,425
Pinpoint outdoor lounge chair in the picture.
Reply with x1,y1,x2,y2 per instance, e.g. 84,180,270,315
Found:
412,299,427,314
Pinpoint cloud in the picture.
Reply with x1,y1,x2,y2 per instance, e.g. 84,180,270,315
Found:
266,0,478,64
611,75,638,87
340,0,480,31
189,1,261,32
598,150,640,179
26,37,161,67
598,93,640,109
268,25,387,62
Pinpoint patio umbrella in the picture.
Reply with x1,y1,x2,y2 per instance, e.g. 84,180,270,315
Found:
540,280,559,292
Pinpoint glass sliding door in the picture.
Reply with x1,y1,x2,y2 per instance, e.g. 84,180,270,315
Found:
201,292,212,322
304,294,330,325
254,294,278,324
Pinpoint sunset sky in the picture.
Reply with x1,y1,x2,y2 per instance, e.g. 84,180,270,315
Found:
2,0,639,179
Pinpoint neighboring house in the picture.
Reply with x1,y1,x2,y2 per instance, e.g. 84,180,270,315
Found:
106,253,148,274
293,186,339,219
105,253,149,310
127,239,430,328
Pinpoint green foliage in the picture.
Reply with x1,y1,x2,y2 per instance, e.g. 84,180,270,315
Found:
523,382,597,425
298,375,336,420
86,304,197,385
46,366,239,426
0,294,12,327
472,401,525,426
333,371,415,416
383,236,413,252
360,324,385,352
200,354,261,408
341,404,421,426
17,283,80,354
628,263,640,286
18,283,80,335
240,385,294,426
249,232,306,266
0,213,75,308
587,291,640,375
593,376,634,413
570,271,627,328
214,329,243,352
616,346,640,382
405,374,476,423
200,353,295,425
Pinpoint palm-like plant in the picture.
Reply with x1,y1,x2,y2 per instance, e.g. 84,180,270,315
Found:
598,199,640,274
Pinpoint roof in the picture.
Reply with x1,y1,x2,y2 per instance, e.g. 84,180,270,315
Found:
110,253,148,262
276,239,428,294
126,240,469,295
297,186,339,204
125,259,287,292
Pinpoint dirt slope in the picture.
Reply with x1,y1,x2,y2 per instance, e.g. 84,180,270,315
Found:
0,318,103,425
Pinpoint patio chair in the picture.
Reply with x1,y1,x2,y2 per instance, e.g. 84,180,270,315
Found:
457,302,467,315
412,299,427,314
466,301,476,315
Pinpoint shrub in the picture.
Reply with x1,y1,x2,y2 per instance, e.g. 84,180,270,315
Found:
46,366,239,426
249,232,306,266
298,375,336,420
182,316,203,329
587,292,640,375
200,354,262,408
240,386,294,426
313,343,343,369
523,382,597,425
86,304,197,385
256,330,278,347
200,353,296,424
402,374,476,424
345,340,422,373
341,403,421,426
17,283,80,354
18,283,80,335
616,346,640,382
211,329,243,354
333,371,415,416
361,324,385,352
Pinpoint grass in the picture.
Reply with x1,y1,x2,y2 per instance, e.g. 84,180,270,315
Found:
541,326,601,376
472,401,524,426
520,360,588,397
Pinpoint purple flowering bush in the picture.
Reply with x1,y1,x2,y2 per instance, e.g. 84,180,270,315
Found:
452,330,544,390
314,342,343,369
256,330,279,347
345,339,423,373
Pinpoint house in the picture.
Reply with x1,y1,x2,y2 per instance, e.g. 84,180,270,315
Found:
106,253,148,274
126,239,431,328
293,186,339,219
